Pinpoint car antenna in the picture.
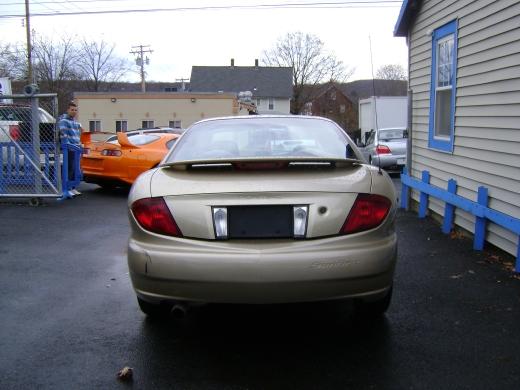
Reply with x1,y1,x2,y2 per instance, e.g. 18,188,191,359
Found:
369,35,382,175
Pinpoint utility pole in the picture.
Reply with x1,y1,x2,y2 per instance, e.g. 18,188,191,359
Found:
130,45,153,92
25,0,33,83
175,78,190,91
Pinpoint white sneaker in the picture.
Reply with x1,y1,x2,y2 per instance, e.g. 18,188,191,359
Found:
71,189,82,196
67,190,76,198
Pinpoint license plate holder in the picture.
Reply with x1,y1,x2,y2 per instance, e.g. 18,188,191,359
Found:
228,206,293,238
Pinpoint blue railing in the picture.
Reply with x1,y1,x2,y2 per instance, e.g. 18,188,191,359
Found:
401,169,520,273
0,141,59,190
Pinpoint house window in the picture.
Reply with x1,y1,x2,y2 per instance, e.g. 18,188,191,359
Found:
268,98,274,110
169,120,182,128
141,120,154,129
115,120,127,132
429,20,457,152
340,104,346,113
256,98,261,107
330,90,336,100
89,120,101,132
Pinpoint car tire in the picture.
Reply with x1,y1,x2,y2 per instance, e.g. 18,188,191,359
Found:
354,285,393,318
137,297,170,318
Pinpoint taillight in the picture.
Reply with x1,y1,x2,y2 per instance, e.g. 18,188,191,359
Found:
9,125,20,141
131,197,182,237
101,149,122,156
340,194,391,235
375,145,391,155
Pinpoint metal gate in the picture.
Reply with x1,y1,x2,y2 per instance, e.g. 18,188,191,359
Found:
0,93,62,199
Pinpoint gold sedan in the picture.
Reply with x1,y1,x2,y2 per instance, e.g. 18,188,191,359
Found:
127,116,397,318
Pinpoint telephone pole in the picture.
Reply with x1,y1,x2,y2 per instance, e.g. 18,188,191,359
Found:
175,78,190,91
25,0,33,83
130,45,153,92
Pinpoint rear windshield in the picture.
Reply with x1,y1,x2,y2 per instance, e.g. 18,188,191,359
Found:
108,134,160,146
166,117,358,162
379,129,407,141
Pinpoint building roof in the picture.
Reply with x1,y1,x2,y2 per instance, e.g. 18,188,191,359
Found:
338,79,408,105
394,0,422,37
189,65,293,98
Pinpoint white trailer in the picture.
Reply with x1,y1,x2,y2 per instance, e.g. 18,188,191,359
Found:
359,96,407,143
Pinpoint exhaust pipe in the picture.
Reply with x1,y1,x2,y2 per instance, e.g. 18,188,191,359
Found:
170,303,188,319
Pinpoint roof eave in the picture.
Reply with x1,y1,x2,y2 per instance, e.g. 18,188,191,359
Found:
394,0,421,37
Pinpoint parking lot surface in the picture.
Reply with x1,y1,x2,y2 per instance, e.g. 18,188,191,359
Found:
1,182,519,389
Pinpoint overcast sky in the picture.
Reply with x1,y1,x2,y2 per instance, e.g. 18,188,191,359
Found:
0,0,408,83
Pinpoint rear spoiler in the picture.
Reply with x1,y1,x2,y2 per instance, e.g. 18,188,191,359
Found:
161,157,361,171
80,131,120,145
80,132,91,144
117,132,137,148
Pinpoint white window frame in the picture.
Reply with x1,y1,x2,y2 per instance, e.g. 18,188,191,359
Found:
141,120,155,129
115,120,128,132
169,120,182,128
89,120,101,132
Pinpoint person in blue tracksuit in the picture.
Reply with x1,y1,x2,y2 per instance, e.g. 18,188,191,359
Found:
58,101,83,197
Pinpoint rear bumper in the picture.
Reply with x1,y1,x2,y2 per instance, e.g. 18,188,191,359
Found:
128,232,397,304
371,154,406,169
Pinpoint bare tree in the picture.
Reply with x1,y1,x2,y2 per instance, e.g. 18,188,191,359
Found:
262,32,354,114
31,34,82,109
0,43,26,80
375,64,407,80
77,39,130,92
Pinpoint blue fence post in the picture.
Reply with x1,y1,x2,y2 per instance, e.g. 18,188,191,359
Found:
418,170,430,218
60,143,73,199
474,186,488,251
400,168,409,209
516,237,520,273
442,179,457,234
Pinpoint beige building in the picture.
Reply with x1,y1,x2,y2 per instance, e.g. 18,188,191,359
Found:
74,92,240,133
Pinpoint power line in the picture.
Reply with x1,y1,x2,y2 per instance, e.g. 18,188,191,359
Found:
0,1,401,18
2,0,399,6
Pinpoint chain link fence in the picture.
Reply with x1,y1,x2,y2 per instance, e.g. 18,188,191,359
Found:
0,94,62,200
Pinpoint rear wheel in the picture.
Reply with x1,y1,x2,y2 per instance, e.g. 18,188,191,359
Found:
355,285,393,318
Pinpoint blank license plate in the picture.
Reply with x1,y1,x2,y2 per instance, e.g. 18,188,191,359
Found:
228,206,293,238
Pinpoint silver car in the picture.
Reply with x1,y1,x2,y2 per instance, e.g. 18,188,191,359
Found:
0,105,57,166
127,116,398,318
361,127,407,171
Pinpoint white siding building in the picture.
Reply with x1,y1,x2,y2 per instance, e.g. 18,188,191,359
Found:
394,0,520,258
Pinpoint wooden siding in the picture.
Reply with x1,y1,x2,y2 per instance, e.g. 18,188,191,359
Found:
407,0,520,257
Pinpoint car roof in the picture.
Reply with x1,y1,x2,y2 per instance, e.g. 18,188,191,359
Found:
187,114,338,127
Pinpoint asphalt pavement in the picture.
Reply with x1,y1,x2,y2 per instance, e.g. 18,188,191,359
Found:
0,181,519,389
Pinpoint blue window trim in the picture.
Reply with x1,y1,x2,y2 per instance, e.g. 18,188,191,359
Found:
428,19,458,152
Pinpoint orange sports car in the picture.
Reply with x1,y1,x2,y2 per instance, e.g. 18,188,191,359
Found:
81,130,180,187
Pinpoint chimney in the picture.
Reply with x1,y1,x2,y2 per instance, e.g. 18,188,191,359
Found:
255,59,259,67
231,58,235,67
